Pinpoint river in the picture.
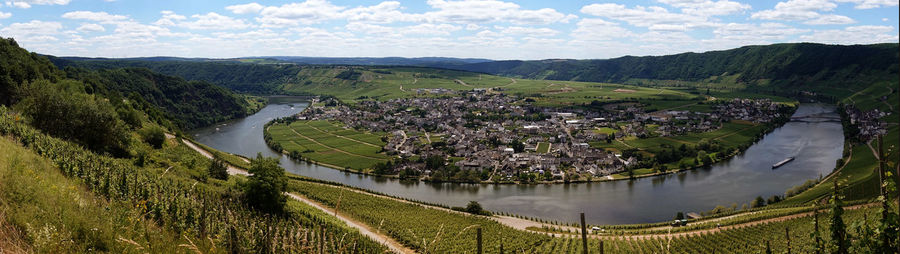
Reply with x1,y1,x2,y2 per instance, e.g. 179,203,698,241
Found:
191,97,844,225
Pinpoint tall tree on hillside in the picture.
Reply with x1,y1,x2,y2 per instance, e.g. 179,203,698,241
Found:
245,153,287,214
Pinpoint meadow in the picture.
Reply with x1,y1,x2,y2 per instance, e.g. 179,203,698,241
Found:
279,66,701,106
266,120,391,170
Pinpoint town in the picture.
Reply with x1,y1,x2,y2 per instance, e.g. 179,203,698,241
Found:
292,90,788,183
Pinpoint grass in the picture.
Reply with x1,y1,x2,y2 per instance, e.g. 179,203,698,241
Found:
594,127,618,135
592,120,762,152
267,120,391,170
279,66,700,106
536,142,550,153
0,137,186,253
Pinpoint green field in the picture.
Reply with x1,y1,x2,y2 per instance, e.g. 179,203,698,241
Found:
279,66,700,106
594,127,619,135
267,120,391,170
593,120,762,152
536,142,550,153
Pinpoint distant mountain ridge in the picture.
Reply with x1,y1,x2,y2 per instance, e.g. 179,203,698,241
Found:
435,43,899,86
48,42,899,97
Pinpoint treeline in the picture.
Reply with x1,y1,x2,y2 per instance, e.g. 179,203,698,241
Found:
445,43,899,87
49,56,303,93
3,38,256,131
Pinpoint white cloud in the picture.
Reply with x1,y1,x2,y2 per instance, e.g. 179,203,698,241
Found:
153,10,186,26
0,20,63,42
257,0,346,27
500,26,559,37
226,2,264,14
5,0,68,8
805,14,856,24
181,12,251,30
61,11,128,24
6,2,31,8
571,18,634,42
714,22,810,40
419,0,573,25
76,23,105,33
0,12,10,19
835,0,899,9
751,0,847,23
799,25,898,44
658,0,752,16
581,3,717,30
343,1,414,23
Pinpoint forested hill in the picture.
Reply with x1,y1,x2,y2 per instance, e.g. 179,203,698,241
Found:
439,43,899,87
2,37,255,130
49,57,303,94
64,67,257,129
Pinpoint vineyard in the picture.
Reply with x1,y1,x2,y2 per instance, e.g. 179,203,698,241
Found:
0,106,387,253
266,120,390,170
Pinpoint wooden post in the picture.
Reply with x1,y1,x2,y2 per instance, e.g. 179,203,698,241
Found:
580,212,588,254
476,227,482,254
599,240,604,254
814,207,820,254
785,227,791,254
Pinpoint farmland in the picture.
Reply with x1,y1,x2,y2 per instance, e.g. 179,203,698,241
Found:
266,120,391,170
280,66,700,106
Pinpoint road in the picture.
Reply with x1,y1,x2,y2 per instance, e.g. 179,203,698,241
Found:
175,134,879,249
173,135,413,254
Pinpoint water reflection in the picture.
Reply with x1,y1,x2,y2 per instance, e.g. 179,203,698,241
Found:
192,98,844,225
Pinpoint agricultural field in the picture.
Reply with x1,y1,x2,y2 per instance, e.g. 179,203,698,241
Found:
266,120,391,170
279,66,700,106
592,120,763,153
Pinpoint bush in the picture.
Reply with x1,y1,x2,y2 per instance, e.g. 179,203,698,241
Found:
245,153,287,213
208,156,228,180
15,80,130,156
141,126,166,149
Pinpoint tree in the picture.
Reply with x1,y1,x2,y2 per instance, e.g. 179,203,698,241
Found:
16,80,130,156
674,212,685,221
245,153,287,214
208,155,228,180
830,181,849,254
465,201,490,216
142,126,166,149
752,196,766,208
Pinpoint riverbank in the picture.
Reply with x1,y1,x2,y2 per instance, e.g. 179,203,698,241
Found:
262,103,797,185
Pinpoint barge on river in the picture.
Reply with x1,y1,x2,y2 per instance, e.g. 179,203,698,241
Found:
772,157,795,169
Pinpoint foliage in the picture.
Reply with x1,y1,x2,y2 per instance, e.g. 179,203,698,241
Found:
0,106,386,253
141,126,166,149
208,156,228,180
245,153,288,214
15,80,130,156
0,37,63,105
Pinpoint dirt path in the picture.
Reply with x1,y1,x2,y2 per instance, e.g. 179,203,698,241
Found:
286,193,415,254
453,79,472,87
174,135,412,253
303,122,382,148
287,128,388,161
175,135,249,176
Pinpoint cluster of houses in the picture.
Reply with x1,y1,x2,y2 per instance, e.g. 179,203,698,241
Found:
298,91,786,183
843,105,889,140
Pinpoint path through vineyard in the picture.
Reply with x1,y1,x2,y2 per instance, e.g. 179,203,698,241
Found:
177,134,875,252
176,136,415,254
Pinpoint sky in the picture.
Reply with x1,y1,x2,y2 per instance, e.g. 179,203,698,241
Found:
0,0,897,60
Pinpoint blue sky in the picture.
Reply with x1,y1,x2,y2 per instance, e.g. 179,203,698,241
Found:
0,0,897,59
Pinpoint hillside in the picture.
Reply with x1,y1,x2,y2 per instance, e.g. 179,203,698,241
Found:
2,38,260,130
442,43,899,88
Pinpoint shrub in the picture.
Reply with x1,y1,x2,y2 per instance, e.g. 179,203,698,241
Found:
245,153,286,213
141,126,166,149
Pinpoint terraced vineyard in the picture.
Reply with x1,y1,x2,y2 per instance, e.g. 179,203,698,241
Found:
266,120,391,170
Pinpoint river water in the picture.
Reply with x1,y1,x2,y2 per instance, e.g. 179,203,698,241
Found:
191,97,844,225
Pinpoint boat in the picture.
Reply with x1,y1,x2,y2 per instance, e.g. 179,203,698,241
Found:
772,157,795,169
